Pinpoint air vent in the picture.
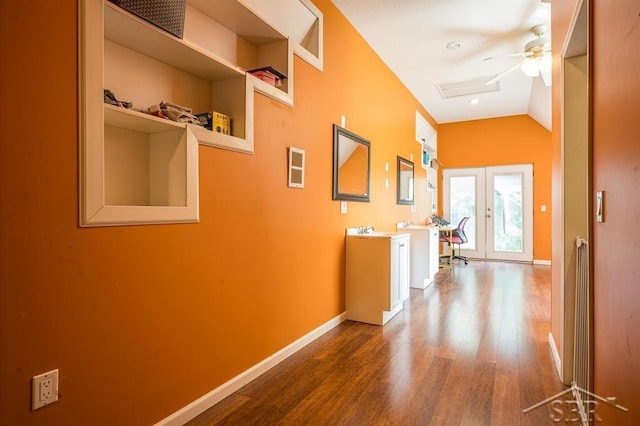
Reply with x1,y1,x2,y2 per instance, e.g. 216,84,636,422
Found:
435,76,500,99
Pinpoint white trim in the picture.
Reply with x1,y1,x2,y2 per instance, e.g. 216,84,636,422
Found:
155,312,347,426
548,332,563,379
533,259,552,265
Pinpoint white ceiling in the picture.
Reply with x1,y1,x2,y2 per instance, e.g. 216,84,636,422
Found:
331,0,552,130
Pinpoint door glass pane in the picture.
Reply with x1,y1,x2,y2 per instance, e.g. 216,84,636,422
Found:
493,173,523,252
450,176,476,250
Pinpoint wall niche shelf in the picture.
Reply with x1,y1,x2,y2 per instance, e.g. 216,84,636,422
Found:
79,0,293,226
247,0,324,71
416,110,439,194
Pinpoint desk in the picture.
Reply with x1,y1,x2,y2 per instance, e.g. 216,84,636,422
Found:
438,227,453,269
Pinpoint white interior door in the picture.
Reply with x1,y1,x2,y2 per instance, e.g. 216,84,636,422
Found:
443,164,533,262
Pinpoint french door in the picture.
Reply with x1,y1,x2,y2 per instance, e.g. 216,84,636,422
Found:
442,164,533,262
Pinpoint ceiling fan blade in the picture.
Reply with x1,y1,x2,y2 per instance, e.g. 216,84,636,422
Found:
486,59,525,85
482,52,529,62
540,68,552,86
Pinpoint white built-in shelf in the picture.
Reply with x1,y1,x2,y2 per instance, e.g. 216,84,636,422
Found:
85,104,199,226
416,110,437,170
246,0,324,71
104,3,243,81
80,0,296,226
186,0,294,107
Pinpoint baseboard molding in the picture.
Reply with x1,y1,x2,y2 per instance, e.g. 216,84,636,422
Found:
155,312,348,426
534,259,552,265
548,332,563,379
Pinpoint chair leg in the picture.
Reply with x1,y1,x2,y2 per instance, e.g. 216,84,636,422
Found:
452,243,469,265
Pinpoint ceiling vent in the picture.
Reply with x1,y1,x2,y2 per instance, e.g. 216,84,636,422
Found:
435,77,500,99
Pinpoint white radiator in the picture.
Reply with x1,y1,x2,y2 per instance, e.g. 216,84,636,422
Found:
573,237,590,391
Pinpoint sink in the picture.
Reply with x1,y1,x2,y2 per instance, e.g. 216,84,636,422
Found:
356,231,407,238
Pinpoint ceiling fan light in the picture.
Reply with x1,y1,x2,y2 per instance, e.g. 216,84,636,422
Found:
520,58,539,77
539,54,552,74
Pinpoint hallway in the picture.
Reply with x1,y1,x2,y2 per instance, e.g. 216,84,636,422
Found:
189,262,566,425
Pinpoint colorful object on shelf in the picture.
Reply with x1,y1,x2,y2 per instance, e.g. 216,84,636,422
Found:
196,111,230,135
422,150,431,167
248,66,287,88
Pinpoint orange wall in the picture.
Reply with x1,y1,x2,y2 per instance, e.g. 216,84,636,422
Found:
0,1,436,424
437,115,552,261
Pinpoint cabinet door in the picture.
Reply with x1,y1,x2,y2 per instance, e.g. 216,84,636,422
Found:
397,238,410,301
391,238,410,306
390,240,400,309
428,227,440,280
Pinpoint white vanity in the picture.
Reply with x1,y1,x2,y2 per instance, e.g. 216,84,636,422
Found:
345,230,410,325
397,223,440,289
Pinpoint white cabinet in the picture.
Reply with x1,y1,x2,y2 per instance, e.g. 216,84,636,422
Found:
397,225,440,289
345,232,410,325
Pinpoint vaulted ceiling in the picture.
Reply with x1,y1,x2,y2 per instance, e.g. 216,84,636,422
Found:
331,0,552,130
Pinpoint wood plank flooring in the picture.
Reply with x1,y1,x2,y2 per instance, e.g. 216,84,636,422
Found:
187,261,566,425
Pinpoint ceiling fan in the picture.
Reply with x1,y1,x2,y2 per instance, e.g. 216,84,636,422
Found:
484,24,552,86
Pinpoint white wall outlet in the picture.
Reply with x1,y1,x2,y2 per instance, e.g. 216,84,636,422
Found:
32,369,59,410
340,201,347,214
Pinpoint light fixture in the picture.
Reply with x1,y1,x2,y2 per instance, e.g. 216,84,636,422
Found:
520,52,552,81
521,58,540,77
446,41,464,50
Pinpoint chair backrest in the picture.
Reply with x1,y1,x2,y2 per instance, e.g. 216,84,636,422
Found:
453,217,469,244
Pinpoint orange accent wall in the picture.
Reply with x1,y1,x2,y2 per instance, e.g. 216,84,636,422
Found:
437,115,552,261
0,1,436,424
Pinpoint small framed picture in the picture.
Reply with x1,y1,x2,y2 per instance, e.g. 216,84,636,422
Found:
288,147,305,188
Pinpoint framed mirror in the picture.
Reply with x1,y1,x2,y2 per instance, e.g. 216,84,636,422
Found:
397,156,414,205
332,124,370,202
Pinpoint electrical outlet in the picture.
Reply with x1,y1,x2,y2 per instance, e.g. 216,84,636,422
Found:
32,369,59,410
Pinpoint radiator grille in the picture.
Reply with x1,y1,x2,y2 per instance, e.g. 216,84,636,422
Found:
573,237,590,391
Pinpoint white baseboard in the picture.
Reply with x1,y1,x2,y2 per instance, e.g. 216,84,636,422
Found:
534,259,552,265
155,312,348,426
548,332,563,379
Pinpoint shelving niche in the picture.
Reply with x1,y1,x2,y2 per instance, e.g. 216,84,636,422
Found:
247,0,324,71
79,0,294,226
416,111,438,191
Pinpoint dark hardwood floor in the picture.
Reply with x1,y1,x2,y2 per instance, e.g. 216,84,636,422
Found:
187,261,567,425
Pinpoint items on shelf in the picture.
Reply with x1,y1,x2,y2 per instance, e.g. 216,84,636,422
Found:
247,66,287,88
422,150,431,167
104,89,132,109
146,101,200,125
430,214,450,227
195,111,230,135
